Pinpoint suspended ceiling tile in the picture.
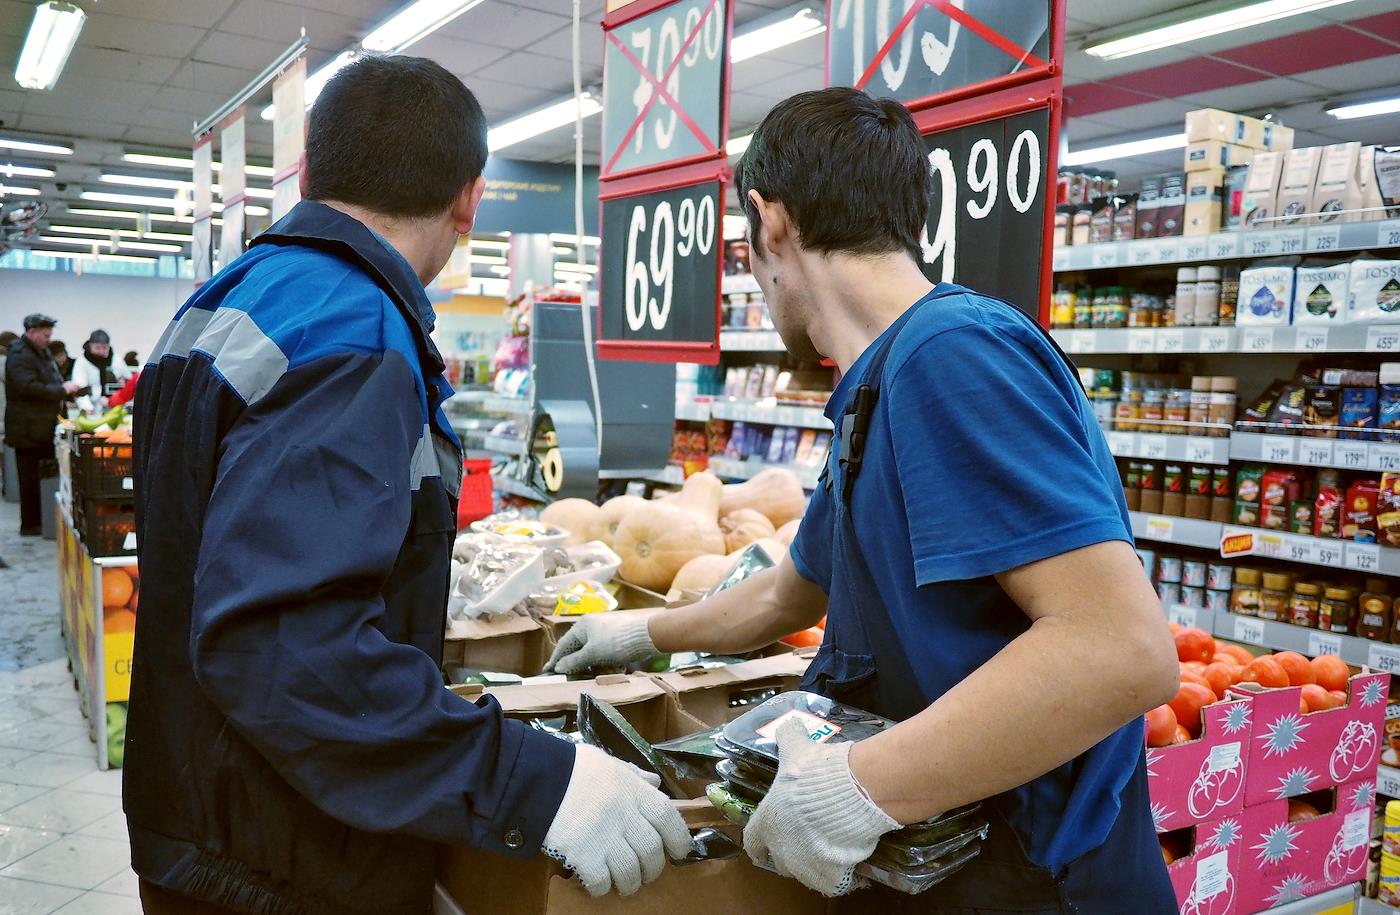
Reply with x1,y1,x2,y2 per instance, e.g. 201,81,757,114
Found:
1113,57,1265,98
737,34,824,69
219,0,370,48
1216,24,1396,77
462,77,562,121
499,0,607,17
1064,82,1159,120
1176,78,1326,118
96,0,243,30
443,5,571,50
527,21,607,70
1336,6,1400,41
18,115,131,142
282,0,402,17
0,0,35,36
1070,97,1195,137
167,59,266,97
146,85,233,117
80,13,208,59
473,48,586,91
194,30,302,71
410,34,516,76
1292,55,1400,95
62,46,184,87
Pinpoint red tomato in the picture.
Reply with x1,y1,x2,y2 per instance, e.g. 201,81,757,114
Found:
1329,689,1349,707
1310,655,1350,692
1202,663,1234,700
780,627,823,648
1300,683,1341,713
1287,799,1321,822
1242,656,1289,689
1180,661,1208,675
1179,671,1213,692
1145,705,1179,748
1274,651,1316,686
1172,724,1192,745
1215,643,1256,666
1175,628,1216,664
1169,682,1216,738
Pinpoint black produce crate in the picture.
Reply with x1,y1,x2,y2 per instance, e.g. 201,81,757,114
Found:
73,497,136,557
70,435,133,500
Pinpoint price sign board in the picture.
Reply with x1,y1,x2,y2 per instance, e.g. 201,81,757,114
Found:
598,175,723,362
601,0,731,179
827,0,1054,112
916,100,1055,319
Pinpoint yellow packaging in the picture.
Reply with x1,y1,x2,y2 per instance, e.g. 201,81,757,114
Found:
553,581,616,616
1382,850,1400,906
1386,801,1400,856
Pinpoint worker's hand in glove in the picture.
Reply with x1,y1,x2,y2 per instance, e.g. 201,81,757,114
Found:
543,743,692,896
543,612,656,675
742,718,901,897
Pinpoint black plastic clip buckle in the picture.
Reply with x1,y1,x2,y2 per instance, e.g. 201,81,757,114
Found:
838,383,876,504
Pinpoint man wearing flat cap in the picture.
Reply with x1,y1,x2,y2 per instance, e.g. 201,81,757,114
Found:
5,314,80,535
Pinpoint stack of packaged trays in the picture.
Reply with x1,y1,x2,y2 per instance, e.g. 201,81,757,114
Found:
706,691,989,895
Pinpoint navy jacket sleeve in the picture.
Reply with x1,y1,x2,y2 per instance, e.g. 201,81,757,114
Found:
189,347,572,856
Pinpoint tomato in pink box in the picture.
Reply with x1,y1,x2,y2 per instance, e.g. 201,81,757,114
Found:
1229,670,1388,808
1236,777,1377,914
1163,816,1244,915
1148,695,1253,833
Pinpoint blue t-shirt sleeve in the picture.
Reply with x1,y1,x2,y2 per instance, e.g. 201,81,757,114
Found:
889,322,1131,585
790,475,833,592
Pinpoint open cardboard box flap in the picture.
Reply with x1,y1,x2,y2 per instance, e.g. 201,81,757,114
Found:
450,672,666,717
442,614,551,674
652,649,815,726
445,613,540,640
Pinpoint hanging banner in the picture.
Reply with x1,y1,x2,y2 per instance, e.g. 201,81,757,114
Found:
219,108,247,270
192,134,214,283
272,57,306,221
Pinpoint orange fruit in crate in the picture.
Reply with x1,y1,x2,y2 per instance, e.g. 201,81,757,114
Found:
1274,651,1315,686
102,568,134,609
104,608,136,633
1310,655,1350,692
1172,725,1192,745
1301,684,1341,713
1202,663,1234,700
1215,643,1256,666
1179,670,1212,692
1242,656,1289,688
1174,628,1215,664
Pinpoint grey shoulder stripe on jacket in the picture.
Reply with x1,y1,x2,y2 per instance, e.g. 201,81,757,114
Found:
409,424,463,498
153,306,289,406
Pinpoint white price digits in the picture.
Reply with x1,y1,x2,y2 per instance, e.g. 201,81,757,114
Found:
628,5,722,156
835,0,965,91
921,129,1040,283
624,193,715,332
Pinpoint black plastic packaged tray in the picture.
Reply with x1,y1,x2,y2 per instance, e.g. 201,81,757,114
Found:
721,691,895,767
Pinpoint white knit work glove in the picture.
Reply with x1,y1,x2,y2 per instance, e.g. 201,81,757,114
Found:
543,743,692,897
742,718,901,897
543,612,656,675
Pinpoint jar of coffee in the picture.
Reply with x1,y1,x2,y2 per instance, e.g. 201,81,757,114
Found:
1290,581,1323,629
1231,568,1262,617
1259,572,1293,622
1321,586,1357,635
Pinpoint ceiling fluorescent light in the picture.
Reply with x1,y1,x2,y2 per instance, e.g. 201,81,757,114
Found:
245,205,269,216
80,191,177,209
0,184,40,196
261,49,356,120
0,137,71,156
1061,132,1186,166
470,239,511,251
117,240,182,253
1327,95,1400,120
14,1,85,90
101,173,187,191
731,6,825,63
726,133,753,157
2,163,55,178
470,254,507,265
362,0,488,52
144,231,192,242
1085,0,1361,59
66,207,216,225
488,93,602,152
547,233,600,246
28,249,157,264
122,153,276,178
49,225,136,238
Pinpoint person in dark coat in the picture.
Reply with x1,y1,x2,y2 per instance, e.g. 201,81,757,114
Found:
5,314,80,534
48,339,73,380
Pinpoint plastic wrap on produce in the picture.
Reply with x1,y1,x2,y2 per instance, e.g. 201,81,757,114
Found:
450,535,544,620
704,541,778,597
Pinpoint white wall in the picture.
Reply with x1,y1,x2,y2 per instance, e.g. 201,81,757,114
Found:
0,269,193,360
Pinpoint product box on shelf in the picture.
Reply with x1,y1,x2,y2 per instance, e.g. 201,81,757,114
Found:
1186,140,1256,173
1235,776,1376,914
1348,256,1400,325
1225,166,1250,230
441,614,551,674
1158,173,1188,237
1162,815,1245,915
1149,696,1253,833
1293,262,1352,325
1276,147,1323,227
1241,152,1284,229
1136,177,1162,238
1311,142,1363,224
1185,109,1294,153
1229,670,1388,807
1186,169,1226,235
1237,263,1295,326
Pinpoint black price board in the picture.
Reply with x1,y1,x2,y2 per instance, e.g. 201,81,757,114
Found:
827,0,1052,111
602,0,730,179
919,105,1051,319
598,177,723,362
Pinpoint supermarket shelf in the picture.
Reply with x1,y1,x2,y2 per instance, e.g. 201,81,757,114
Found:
721,274,761,296
1129,512,1223,549
481,433,527,457
709,456,822,490
492,473,543,501
1054,323,1400,356
719,330,785,351
1378,765,1400,800
643,466,686,486
1218,524,1400,574
1168,603,1378,664
674,401,711,422
711,401,831,429
1359,893,1394,914
1231,431,1400,474
1052,219,1400,272
480,395,531,416
1105,431,1229,465
1259,885,1359,915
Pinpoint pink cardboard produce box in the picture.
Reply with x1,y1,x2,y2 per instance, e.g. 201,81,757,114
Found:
1230,671,1388,807
1148,696,1252,833
1236,776,1376,913
1163,816,1245,915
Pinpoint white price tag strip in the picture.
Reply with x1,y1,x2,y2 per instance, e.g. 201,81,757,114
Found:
1052,249,1069,271
1368,326,1400,353
1278,229,1306,254
1286,537,1317,565
1347,542,1381,573
1309,226,1341,252
1181,239,1208,261
1167,605,1198,628
1154,240,1180,263
1255,533,1285,559
1140,435,1169,460
1370,643,1400,674
1128,329,1155,353
1261,436,1297,463
1234,616,1266,645
1146,516,1174,542
1373,443,1400,472
1092,245,1118,267
1335,441,1369,469
1247,232,1278,257
122,531,136,550
1186,437,1216,463
1194,851,1230,901
1379,766,1400,799
1298,440,1334,465
1242,328,1275,353
1210,234,1240,259
1155,330,1185,354
1296,328,1329,353
1201,329,1230,353
1308,631,1342,658
1315,541,1343,566
1208,742,1242,774
1379,219,1400,249
1070,332,1095,354
1107,432,1133,456
1131,243,1155,265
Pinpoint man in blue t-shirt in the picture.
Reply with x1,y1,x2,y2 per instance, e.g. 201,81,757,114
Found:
548,88,1179,911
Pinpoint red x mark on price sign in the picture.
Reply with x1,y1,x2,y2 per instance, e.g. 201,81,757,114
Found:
828,0,1054,112
601,0,731,180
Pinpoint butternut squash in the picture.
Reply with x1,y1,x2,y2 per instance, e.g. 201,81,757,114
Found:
720,508,776,554
612,502,725,592
539,499,601,547
591,495,647,548
719,468,805,528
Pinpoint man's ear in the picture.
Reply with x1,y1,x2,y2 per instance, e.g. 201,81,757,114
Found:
452,176,488,235
297,151,308,198
746,188,791,255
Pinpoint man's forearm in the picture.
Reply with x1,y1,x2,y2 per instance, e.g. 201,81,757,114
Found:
648,563,826,655
849,613,1176,825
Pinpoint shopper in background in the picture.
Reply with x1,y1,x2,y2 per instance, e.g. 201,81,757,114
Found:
127,55,686,915
47,339,72,380
548,87,1180,911
107,352,141,408
0,330,17,441
122,350,139,370
5,315,80,535
72,329,127,413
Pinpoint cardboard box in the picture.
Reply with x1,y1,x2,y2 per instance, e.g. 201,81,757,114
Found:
1163,816,1245,915
652,651,813,727
1148,696,1252,832
1185,168,1227,235
1229,670,1388,807
1358,146,1389,222
1186,109,1294,152
1136,177,1162,239
1157,172,1187,237
1235,776,1376,914
1276,147,1323,227
1186,140,1256,173
1225,165,1250,230
1311,142,1363,225
1241,153,1284,229
442,615,552,674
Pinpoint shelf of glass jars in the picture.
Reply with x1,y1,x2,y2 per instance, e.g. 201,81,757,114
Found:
1053,323,1400,356
1101,417,1231,465
1051,218,1400,273
1160,603,1382,667
1230,424,1400,475
1130,511,1400,576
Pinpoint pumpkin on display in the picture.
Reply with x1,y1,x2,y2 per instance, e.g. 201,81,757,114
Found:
774,519,800,546
669,553,741,596
720,508,776,554
591,495,647,548
720,468,805,528
613,502,726,592
539,498,601,547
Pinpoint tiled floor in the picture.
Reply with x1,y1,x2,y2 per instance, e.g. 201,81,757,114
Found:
0,500,140,915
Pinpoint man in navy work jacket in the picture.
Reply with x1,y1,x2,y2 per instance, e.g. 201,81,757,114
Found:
128,56,688,915
548,88,1181,911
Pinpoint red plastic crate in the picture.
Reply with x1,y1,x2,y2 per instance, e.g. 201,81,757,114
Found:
457,458,494,529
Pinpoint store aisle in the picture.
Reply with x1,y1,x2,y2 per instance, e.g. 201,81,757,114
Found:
0,503,139,915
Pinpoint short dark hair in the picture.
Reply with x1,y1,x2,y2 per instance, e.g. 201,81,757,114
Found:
0,331,17,348
124,350,139,366
304,55,488,218
49,340,66,355
737,87,930,261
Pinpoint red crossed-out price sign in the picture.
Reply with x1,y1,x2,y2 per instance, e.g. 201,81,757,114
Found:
598,0,733,362
828,0,1066,325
